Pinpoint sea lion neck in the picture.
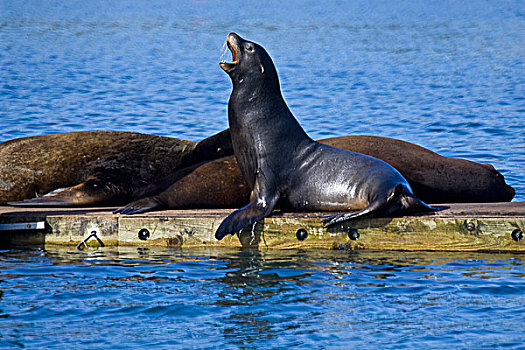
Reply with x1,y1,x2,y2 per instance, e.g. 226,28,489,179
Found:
229,70,283,113
228,75,307,133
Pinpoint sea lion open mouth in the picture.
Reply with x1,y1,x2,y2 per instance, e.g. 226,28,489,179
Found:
220,33,240,72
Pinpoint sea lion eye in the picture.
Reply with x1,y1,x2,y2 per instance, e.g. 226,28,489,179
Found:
86,178,102,189
246,44,254,53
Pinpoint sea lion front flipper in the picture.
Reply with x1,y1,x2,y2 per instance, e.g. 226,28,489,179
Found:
113,196,165,215
7,187,80,207
215,178,279,240
214,198,276,240
8,185,100,207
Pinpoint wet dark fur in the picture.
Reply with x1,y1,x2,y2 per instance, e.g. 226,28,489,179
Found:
215,33,442,240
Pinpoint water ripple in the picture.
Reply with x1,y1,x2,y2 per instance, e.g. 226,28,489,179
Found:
1,247,525,348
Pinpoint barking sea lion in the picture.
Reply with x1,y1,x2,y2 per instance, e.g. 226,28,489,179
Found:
214,33,443,240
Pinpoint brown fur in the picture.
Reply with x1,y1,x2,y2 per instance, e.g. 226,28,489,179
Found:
2,129,513,208
118,134,514,214
1,130,232,205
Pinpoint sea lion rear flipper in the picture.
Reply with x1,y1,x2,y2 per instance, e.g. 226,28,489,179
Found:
401,193,447,214
323,196,388,227
324,184,446,227
114,196,165,215
215,179,279,240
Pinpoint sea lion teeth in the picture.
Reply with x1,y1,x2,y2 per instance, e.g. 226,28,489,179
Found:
219,34,240,71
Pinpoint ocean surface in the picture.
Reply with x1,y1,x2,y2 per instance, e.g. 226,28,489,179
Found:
0,1,524,348
1,247,525,349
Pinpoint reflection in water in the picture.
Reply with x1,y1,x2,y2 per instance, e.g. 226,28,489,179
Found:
0,247,524,348
214,249,314,344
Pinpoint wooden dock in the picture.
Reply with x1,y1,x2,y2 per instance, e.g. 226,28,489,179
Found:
0,203,524,252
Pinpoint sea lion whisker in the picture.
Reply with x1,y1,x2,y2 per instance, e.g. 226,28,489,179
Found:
219,41,229,61
219,34,240,71
219,41,237,65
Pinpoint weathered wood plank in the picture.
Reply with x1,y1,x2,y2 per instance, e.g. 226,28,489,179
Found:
0,204,524,252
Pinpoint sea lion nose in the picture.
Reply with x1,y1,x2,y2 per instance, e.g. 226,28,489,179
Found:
227,32,243,44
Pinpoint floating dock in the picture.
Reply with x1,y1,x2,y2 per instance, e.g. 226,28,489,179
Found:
0,203,524,252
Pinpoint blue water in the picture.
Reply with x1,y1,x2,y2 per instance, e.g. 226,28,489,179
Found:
1,1,525,348
1,247,525,349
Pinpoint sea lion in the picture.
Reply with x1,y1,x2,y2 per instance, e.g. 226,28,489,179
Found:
5,127,513,211
3,129,513,210
321,136,515,203
214,33,442,240
1,129,232,206
115,156,250,213
115,132,515,214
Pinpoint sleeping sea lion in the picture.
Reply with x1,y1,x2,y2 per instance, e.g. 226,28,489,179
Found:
321,136,515,203
4,126,513,210
1,129,232,206
115,132,515,215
